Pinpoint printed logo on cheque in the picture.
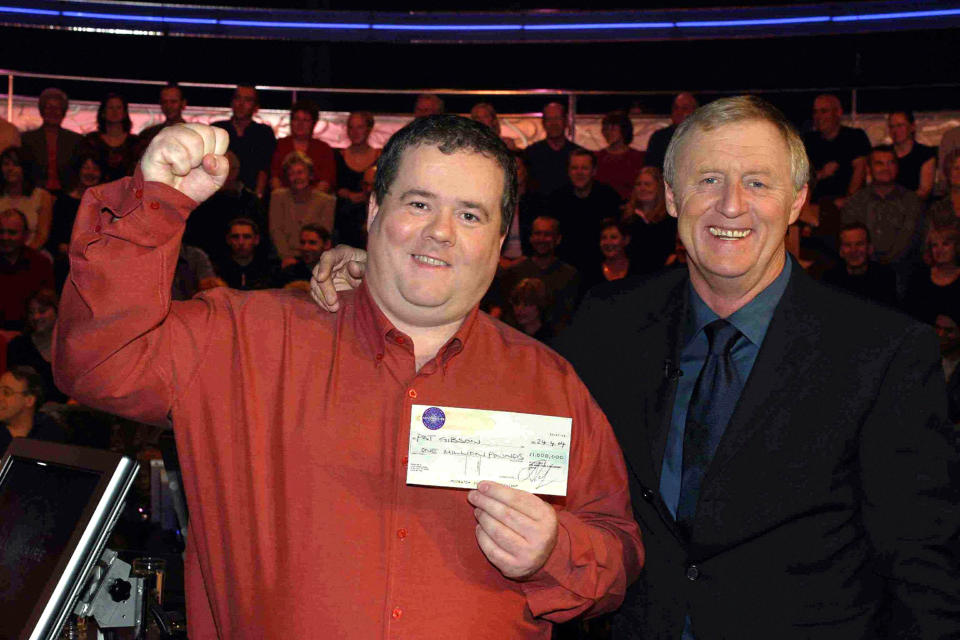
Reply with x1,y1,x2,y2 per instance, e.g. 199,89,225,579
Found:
422,407,446,430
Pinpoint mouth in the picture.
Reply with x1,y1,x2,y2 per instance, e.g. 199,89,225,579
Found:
412,254,450,267
708,226,752,240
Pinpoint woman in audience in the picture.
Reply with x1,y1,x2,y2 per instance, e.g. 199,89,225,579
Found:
269,152,336,267
270,100,335,193
595,110,645,201
928,149,960,230
336,111,380,247
48,152,103,275
508,277,552,343
903,226,960,323
889,110,936,200
81,93,140,182
622,166,677,274
0,146,52,250
6,288,68,404
582,218,635,292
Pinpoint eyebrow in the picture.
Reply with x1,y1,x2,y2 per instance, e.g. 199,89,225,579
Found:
398,189,492,219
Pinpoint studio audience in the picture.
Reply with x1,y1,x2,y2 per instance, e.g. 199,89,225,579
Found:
80,93,140,182
0,146,53,250
270,100,336,193
20,87,82,195
269,152,336,266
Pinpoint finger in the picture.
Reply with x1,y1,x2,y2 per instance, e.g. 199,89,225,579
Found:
346,260,367,279
474,481,551,521
311,260,341,307
468,488,538,541
212,126,230,156
475,523,518,575
201,153,230,181
182,123,218,157
474,506,528,557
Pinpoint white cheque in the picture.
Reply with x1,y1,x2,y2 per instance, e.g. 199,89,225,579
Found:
407,404,572,496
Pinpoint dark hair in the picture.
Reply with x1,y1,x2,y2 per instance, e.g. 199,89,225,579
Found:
602,110,634,145
568,147,597,169
349,111,375,130
7,365,45,407
889,110,916,125
290,99,319,124
71,150,105,176
373,114,518,235
227,217,260,235
96,93,132,134
235,84,258,101
0,147,36,197
600,217,630,237
0,207,29,232
839,221,871,244
509,277,547,310
532,215,560,234
870,145,898,162
300,223,331,243
160,82,183,100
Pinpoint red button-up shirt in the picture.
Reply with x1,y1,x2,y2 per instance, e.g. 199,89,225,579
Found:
54,170,643,639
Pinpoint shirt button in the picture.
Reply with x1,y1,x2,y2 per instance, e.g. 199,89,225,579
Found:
94,223,102,233
686,564,700,581
391,607,403,619
641,487,655,502
149,201,160,210
401,456,408,465
135,189,143,199
397,528,408,539
375,353,383,361
394,336,405,345
407,388,417,399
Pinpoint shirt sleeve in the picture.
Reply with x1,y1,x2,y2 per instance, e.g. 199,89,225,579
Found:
520,370,645,623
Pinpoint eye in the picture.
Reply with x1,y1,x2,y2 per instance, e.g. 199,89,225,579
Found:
747,180,766,188
409,201,428,210
701,177,719,185
461,211,481,223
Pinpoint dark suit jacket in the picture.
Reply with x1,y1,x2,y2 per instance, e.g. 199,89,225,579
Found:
21,126,83,191
557,264,960,639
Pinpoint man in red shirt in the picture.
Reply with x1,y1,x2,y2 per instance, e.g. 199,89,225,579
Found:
54,117,643,638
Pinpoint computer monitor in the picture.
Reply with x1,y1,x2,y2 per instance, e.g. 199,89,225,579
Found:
0,439,139,640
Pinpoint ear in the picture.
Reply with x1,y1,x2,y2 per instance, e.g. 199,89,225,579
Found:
665,183,680,219
23,393,36,411
366,193,381,231
787,183,809,226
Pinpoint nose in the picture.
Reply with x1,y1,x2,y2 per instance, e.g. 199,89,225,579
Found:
423,209,455,245
719,181,747,217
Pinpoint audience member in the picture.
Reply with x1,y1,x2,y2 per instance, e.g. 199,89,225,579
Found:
278,223,331,288
822,222,897,307
581,218,635,293
270,100,335,193
621,166,676,275
928,149,960,230
470,102,518,150
903,226,960,323
47,152,103,289
6,288,67,404
595,110,645,200
643,92,698,171
0,208,54,331
0,146,53,250
79,93,140,182
524,101,584,198
842,146,925,295
213,85,277,198
172,244,219,301
269,152,336,266
888,110,936,200
937,123,960,195
935,312,960,424
0,366,66,456
20,87,82,195
508,277,553,342
213,217,277,290
513,153,545,257
138,83,188,148
412,93,444,118
335,111,380,247
803,94,871,206
0,116,20,154
550,148,622,274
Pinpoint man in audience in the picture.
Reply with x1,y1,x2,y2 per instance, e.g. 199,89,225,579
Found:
213,84,276,199
822,222,898,306
413,93,444,118
842,146,925,296
20,87,83,195
55,118,643,639
172,244,219,301
643,91,698,171
0,209,54,331
524,102,584,199
213,217,277,290
0,365,66,456
138,83,188,148
471,102,518,150
278,223,331,288
550,148,621,274
803,94,871,207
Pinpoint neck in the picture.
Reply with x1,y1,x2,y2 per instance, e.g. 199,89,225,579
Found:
349,141,370,152
546,136,566,151
291,187,311,201
233,116,252,129
5,411,34,438
688,249,786,318
894,139,914,155
233,254,254,266
104,123,125,136
42,123,59,132
607,141,628,154
166,116,185,125
574,183,592,198
933,263,960,277
846,262,869,276
873,183,895,197
531,254,556,270
821,125,841,141
293,135,311,145
605,254,629,268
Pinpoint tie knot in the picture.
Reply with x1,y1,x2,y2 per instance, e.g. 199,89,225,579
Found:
704,319,741,356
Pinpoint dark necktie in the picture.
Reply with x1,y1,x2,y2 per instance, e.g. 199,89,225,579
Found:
677,319,743,535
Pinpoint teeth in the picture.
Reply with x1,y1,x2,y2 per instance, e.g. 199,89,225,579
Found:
413,254,449,267
709,227,751,239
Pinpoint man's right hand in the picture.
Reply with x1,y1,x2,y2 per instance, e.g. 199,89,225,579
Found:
309,245,368,312
141,124,229,204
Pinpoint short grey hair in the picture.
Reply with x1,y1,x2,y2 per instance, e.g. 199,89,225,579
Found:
38,87,68,111
663,95,810,195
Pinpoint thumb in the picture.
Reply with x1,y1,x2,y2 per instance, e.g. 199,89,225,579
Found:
202,153,230,183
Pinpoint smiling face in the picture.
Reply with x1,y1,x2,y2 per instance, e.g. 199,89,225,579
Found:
27,300,56,334
1,156,22,187
40,97,66,128
888,113,914,145
290,110,316,140
78,158,102,188
869,150,898,186
104,97,126,125
530,217,560,257
159,87,185,121
365,144,505,330
632,171,659,205
600,225,629,260
666,119,806,301
0,371,34,424
838,227,870,269
347,113,371,145
286,161,312,192
929,230,958,266
812,95,842,137
568,153,595,191
542,103,567,140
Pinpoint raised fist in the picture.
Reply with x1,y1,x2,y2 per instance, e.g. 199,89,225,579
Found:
141,123,230,204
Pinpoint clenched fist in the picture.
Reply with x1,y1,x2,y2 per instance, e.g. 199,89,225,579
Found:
141,123,230,204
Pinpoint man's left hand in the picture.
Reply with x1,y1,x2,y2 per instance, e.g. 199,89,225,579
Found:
468,481,558,580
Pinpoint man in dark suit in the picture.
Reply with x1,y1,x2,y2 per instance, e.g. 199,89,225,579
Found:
20,87,83,195
557,96,960,639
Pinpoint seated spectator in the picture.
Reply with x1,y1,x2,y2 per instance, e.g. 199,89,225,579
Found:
172,244,219,301
928,149,960,231
551,148,622,274
413,93,444,118
804,94,871,207
888,110,936,200
0,208,54,331
595,110,645,200
508,277,553,343
79,93,140,182
270,100,335,193
0,115,19,155
842,146,925,295
20,87,83,195
903,226,960,323
278,224,331,289
270,152,336,266
138,82,188,149
582,218,635,292
0,147,52,250
213,217,277,290
621,166,676,275
822,222,898,307
48,152,103,289
0,365,67,456
644,92,697,171
935,312,960,424
336,111,380,248
213,85,277,198
524,102,584,199
6,288,67,404
470,102,518,150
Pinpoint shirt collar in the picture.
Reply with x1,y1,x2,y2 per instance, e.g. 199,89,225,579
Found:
685,257,791,348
